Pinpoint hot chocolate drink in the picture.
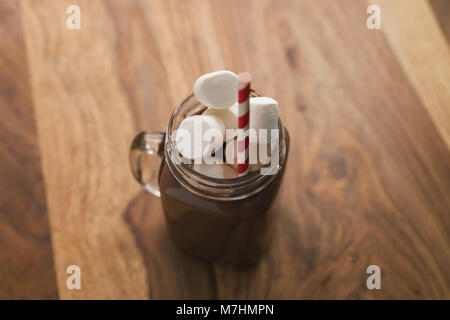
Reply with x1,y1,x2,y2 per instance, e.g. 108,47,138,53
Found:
158,130,289,266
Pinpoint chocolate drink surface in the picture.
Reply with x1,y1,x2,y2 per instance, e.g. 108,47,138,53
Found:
158,130,289,266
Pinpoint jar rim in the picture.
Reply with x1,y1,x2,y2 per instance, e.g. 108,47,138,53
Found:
164,93,288,201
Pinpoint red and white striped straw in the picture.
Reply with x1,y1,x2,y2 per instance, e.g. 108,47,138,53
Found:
237,72,251,176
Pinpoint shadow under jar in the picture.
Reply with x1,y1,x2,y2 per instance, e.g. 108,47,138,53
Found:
130,92,289,267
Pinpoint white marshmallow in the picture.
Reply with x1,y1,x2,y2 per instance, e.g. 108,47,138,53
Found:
194,70,238,109
249,97,279,144
203,103,239,141
175,115,225,160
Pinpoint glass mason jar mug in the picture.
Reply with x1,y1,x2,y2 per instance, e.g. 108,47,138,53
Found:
130,93,289,266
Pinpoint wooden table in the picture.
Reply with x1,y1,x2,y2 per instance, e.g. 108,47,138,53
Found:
0,0,449,299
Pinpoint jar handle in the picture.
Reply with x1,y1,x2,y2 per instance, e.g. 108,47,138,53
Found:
129,131,165,197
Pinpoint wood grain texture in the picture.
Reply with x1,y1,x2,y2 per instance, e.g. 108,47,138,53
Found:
0,0,58,299
375,0,450,149
21,0,148,299
429,0,450,43
0,0,447,299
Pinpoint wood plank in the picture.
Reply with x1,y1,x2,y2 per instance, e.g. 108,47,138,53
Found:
21,0,149,299
374,0,450,150
0,0,58,299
